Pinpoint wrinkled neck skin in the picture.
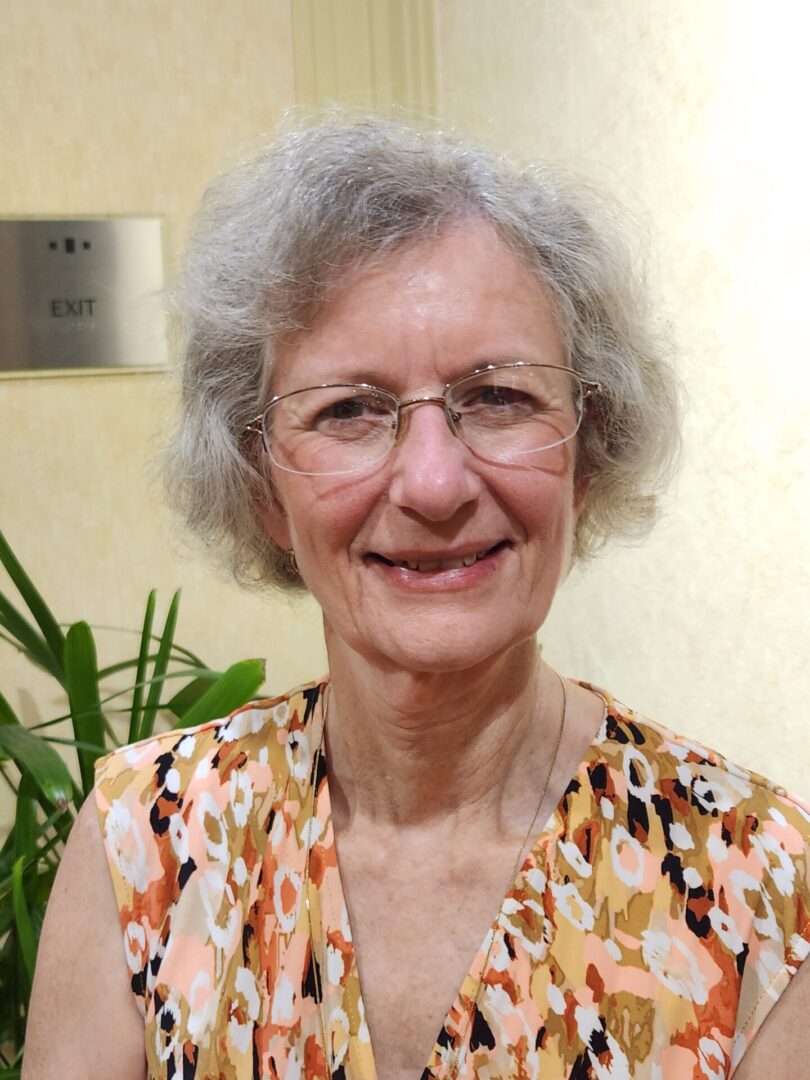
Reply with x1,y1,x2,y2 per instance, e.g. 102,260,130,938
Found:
323,624,566,844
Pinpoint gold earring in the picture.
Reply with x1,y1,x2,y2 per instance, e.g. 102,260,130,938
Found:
284,549,299,576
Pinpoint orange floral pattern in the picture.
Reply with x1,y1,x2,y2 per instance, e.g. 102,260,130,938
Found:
95,680,810,1078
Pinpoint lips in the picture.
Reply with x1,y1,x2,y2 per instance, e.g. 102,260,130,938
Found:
370,541,507,573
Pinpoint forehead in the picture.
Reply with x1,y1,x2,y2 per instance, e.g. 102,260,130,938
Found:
268,221,566,392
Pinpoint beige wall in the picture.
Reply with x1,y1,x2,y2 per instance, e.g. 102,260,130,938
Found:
292,0,437,111
2,0,808,826
437,0,810,795
1,0,299,262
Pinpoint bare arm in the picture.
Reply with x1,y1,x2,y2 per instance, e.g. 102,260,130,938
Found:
731,954,810,1079
22,795,146,1079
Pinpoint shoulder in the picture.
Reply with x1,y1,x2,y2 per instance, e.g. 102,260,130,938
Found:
91,678,326,965
95,677,326,812
24,797,146,1079
591,689,810,902
730,954,810,1078
590,687,810,841
585,687,810,1066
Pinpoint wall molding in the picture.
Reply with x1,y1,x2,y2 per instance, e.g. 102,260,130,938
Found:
292,0,437,117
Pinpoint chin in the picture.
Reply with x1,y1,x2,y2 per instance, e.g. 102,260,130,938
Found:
343,615,542,677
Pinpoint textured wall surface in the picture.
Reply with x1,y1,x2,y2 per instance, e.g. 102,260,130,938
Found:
437,0,810,795
0,0,298,259
292,0,437,112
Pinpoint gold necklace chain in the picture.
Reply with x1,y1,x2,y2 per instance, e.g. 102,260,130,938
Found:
302,674,567,1079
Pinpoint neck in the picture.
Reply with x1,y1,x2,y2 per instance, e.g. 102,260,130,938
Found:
322,629,565,838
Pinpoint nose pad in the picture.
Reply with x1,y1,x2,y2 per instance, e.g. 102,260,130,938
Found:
394,396,461,447
387,398,481,519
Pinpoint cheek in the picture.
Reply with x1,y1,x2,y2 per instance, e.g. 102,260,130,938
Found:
511,476,580,583
265,469,340,554
283,480,375,565
503,457,578,526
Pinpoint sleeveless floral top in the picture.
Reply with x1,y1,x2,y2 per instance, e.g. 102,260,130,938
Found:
94,679,810,1079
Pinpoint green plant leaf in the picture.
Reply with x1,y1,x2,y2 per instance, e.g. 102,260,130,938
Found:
0,704,73,810
137,590,181,740
0,594,62,682
70,622,206,670
63,622,107,794
128,590,156,743
42,736,118,754
11,856,37,982
165,673,219,718
0,692,18,727
162,640,206,668
13,777,37,867
173,659,266,729
26,666,223,732
0,529,65,676
0,626,59,674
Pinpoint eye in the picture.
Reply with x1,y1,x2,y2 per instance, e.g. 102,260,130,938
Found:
315,393,392,424
305,390,397,443
456,381,549,416
471,385,535,408
320,397,370,421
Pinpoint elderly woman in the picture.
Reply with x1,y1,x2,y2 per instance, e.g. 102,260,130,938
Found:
25,119,809,1080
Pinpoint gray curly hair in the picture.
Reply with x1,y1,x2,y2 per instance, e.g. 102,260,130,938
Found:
165,116,680,591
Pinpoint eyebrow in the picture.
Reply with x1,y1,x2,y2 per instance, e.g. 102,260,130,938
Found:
286,356,536,392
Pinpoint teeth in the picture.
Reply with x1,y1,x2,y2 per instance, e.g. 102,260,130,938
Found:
394,548,493,572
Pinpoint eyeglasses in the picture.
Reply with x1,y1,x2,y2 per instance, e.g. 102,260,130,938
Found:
246,362,600,477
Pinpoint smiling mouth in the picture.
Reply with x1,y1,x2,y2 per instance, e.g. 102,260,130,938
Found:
370,541,508,573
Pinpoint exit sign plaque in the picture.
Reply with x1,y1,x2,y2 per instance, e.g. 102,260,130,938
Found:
0,218,167,373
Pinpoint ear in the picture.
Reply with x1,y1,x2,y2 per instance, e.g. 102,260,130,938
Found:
573,471,591,516
254,493,292,551
245,432,293,550
248,460,291,550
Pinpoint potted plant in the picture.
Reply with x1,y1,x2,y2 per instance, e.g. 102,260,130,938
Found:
0,529,265,1077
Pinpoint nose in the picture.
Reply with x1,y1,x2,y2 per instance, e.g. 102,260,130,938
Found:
387,399,483,521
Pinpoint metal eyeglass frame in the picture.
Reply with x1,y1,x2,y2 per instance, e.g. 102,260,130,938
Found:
245,361,601,476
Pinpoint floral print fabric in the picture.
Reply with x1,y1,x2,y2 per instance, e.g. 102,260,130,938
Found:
94,680,810,1079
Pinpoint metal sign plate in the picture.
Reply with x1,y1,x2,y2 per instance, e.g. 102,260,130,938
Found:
0,218,166,373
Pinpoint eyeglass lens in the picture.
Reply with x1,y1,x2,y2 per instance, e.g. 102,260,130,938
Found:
264,365,584,476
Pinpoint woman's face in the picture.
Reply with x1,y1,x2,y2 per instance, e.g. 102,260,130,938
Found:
263,221,585,675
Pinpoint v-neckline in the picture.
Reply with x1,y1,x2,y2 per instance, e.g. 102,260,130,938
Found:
303,680,610,1080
